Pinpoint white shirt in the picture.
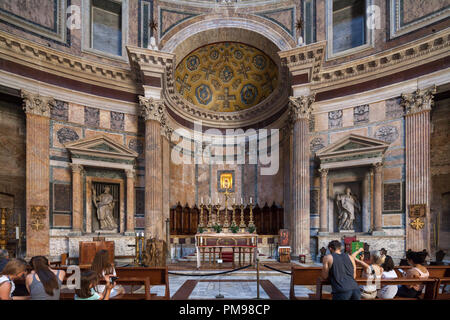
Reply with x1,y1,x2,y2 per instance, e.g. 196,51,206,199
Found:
377,270,398,299
0,275,15,298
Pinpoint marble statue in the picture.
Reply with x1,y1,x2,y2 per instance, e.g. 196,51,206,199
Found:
92,186,117,230
335,187,361,231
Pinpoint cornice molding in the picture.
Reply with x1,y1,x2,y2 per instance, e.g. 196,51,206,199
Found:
313,29,449,89
0,31,136,93
21,90,55,117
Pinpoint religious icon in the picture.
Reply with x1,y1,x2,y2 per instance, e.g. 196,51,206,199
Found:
335,187,361,231
92,186,117,230
219,172,233,191
279,229,289,246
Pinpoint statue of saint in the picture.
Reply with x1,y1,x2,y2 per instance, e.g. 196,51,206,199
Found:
92,186,117,230
335,187,361,231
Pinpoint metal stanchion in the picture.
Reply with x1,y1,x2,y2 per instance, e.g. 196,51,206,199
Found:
255,249,261,299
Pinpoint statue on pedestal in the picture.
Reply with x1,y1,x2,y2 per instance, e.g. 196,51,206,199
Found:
335,187,360,231
92,186,117,230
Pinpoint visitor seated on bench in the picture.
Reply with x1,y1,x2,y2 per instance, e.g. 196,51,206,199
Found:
0,259,27,300
26,256,65,300
75,270,116,300
377,255,398,299
396,250,429,298
91,250,125,299
353,249,384,300
322,240,360,300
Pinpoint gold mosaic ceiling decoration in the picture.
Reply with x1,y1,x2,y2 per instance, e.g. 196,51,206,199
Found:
175,42,278,112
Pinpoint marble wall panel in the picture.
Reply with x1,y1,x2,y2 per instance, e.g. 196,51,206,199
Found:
68,103,85,125
52,123,82,149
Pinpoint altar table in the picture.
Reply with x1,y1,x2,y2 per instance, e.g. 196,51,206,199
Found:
195,233,258,269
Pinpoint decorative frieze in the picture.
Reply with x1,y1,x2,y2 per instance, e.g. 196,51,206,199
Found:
353,105,369,124
56,127,79,145
21,90,55,117
310,136,325,153
374,125,399,144
139,96,166,123
401,86,436,115
328,110,342,129
288,94,316,121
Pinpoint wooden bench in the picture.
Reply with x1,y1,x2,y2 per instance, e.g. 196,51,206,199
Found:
314,278,438,300
435,277,450,300
60,277,151,300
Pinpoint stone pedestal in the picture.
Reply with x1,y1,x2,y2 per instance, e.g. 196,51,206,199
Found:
22,90,54,258
289,95,315,257
319,168,328,233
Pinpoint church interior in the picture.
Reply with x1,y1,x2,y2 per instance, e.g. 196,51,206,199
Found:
0,0,449,301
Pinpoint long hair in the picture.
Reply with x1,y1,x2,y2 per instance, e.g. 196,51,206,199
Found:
381,255,395,272
75,271,98,299
29,256,59,296
0,259,27,276
91,250,113,277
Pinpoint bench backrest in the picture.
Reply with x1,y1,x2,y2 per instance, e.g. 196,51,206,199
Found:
115,267,168,285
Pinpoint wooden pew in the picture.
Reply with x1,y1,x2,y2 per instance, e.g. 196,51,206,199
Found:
115,267,170,300
60,277,151,300
314,278,438,300
435,277,450,300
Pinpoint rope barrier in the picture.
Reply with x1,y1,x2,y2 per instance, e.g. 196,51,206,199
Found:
168,264,252,276
262,264,292,275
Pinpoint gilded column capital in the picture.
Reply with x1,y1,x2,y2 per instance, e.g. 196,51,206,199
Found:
289,94,316,121
373,162,383,172
139,96,166,123
21,90,55,117
401,86,436,115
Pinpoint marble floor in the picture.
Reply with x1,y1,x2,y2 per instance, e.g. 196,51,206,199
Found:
140,271,325,300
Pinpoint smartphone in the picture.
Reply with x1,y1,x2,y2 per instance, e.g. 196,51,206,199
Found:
110,276,119,284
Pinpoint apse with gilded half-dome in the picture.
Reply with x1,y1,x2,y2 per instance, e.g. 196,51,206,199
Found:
175,42,278,112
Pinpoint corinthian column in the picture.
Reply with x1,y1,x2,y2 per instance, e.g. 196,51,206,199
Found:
140,96,166,241
402,86,435,252
289,94,315,259
22,90,54,258
319,168,328,233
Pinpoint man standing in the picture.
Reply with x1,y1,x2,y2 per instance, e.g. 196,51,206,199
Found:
321,240,360,300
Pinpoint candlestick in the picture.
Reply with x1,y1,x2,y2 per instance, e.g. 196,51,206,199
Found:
207,203,213,228
199,204,205,228
248,203,255,229
239,204,246,231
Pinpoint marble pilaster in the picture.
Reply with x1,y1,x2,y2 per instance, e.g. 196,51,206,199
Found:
373,162,383,233
22,90,54,257
125,169,135,233
70,164,83,233
319,168,328,233
289,94,315,257
402,86,435,252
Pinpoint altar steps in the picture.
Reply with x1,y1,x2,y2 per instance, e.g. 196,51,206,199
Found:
177,252,277,263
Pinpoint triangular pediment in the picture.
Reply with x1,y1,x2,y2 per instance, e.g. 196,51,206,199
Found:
65,135,138,162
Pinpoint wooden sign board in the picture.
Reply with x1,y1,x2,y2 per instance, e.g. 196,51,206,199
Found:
79,241,114,266
409,204,426,218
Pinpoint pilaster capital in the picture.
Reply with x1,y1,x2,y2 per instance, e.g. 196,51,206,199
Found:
139,96,166,123
319,168,329,177
70,163,83,174
125,168,136,179
289,94,315,121
21,90,55,117
373,162,383,173
401,85,436,115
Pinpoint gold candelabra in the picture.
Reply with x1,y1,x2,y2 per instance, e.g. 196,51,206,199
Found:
231,204,238,228
248,203,255,229
132,232,145,265
0,208,8,250
207,203,213,228
222,188,234,231
199,204,206,228
213,204,221,227
238,204,246,231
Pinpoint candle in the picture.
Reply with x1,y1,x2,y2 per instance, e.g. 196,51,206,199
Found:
241,197,243,204
233,198,236,204
209,198,211,204
201,197,204,204
250,197,252,204
15,227,19,240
